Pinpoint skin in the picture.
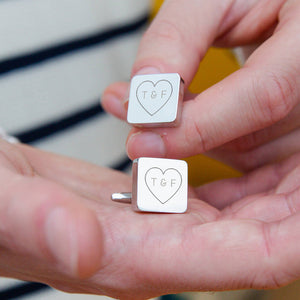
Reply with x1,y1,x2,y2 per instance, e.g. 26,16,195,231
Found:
102,0,300,172
1,139,300,299
3,0,300,298
100,0,300,297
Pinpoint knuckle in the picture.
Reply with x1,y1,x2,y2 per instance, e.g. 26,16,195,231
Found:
254,71,296,125
146,18,184,45
190,118,208,153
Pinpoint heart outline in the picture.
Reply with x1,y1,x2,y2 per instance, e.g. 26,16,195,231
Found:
144,167,182,204
136,79,173,116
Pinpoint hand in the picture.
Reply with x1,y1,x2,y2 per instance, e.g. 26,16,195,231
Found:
2,139,300,299
0,139,132,294
102,0,300,171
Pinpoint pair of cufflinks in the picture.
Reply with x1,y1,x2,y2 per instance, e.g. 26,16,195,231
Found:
112,73,188,213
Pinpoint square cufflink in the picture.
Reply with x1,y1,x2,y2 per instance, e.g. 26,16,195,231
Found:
127,73,184,127
112,157,188,213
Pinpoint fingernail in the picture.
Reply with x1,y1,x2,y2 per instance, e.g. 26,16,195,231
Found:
127,131,166,158
122,85,130,108
123,98,129,111
45,208,77,274
134,67,161,76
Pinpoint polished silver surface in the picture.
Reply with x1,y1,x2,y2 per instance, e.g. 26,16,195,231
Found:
127,73,184,127
112,157,188,213
111,192,132,203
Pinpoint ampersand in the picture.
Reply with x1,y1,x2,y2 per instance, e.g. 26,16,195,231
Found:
151,91,157,99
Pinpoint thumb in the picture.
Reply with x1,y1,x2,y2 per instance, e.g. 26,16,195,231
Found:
0,169,103,279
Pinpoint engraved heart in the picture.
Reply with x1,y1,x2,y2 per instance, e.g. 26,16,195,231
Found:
136,80,173,116
145,167,182,204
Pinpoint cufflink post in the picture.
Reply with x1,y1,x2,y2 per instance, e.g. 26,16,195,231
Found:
111,192,132,203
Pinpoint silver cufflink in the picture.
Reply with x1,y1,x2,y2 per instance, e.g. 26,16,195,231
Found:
127,73,184,127
112,157,188,213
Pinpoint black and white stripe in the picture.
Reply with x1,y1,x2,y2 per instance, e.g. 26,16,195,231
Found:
0,0,149,298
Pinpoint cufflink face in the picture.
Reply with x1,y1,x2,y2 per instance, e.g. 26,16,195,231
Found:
132,157,188,213
127,73,184,127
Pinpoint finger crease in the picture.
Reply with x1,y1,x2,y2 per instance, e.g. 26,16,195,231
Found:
284,193,297,216
261,222,272,259
193,119,207,153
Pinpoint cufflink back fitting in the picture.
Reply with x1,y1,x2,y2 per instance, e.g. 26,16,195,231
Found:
127,73,184,127
112,157,188,213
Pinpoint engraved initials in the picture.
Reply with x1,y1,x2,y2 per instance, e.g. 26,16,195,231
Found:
145,167,182,204
136,80,173,116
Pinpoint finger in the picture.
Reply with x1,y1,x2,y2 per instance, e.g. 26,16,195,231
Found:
0,138,33,175
214,0,284,46
17,144,131,204
276,163,300,194
101,81,129,121
221,185,300,223
262,211,300,287
221,102,300,155
0,168,103,279
126,12,300,159
216,103,300,161
240,128,300,170
132,0,285,81
131,0,233,84
196,152,300,209
188,197,220,222
185,214,300,290
118,216,300,295
211,127,300,171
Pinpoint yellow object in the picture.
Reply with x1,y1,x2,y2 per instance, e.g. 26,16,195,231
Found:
150,0,163,19
151,0,242,186
186,47,242,186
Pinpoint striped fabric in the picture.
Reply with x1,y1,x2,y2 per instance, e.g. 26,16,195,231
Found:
0,0,150,299
0,0,149,168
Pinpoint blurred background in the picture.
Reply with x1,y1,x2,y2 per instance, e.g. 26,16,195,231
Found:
0,0,299,299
